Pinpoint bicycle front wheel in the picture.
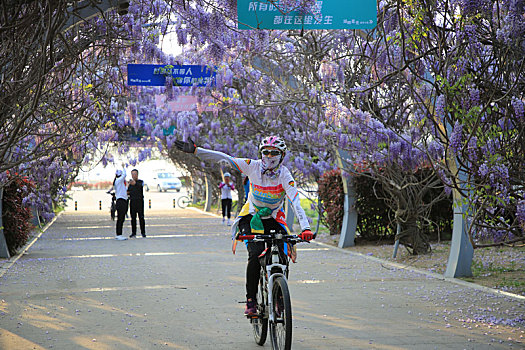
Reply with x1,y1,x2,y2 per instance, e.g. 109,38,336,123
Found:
270,276,292,350
177,196,190,208
253,274,268,345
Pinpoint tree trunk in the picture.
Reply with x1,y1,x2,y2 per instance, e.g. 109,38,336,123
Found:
399,216,430,255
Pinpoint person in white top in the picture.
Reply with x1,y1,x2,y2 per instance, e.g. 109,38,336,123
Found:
109,163,128,240
219,172,235,225
175,136,314,316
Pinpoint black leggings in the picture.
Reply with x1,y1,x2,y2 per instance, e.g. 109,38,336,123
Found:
116,198,128,236
239,215,286,300
221,198,232,218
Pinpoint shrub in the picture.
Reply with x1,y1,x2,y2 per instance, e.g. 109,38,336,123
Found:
318,168,453,243
2,177,35,256
353,174,395,240
318,169,344,235
355,168,452,242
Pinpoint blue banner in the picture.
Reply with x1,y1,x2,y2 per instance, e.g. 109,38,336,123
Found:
127,64,216,87
237,0,376,30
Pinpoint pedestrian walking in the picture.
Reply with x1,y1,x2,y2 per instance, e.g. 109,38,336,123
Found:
111,163,128,240
219,172,235,225
127,169,146,238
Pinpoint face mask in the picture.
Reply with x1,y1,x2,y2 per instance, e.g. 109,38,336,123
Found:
262,155,281,170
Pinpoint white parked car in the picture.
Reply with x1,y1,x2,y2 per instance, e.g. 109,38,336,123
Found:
151,172,182,192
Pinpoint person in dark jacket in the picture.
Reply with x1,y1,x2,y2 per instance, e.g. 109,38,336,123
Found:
127,169,146,238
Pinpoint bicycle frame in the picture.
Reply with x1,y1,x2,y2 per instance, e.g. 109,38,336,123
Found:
238,232,306,350
238,232,302,318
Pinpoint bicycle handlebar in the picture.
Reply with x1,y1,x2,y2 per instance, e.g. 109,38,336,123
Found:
236,234,308,243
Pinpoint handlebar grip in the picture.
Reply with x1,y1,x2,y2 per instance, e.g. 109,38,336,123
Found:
237,235,255,240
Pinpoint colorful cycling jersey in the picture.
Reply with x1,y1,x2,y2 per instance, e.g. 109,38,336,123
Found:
195,147,310,231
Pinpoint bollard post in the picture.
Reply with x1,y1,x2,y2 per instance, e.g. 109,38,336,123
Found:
149,199,151,209
99,201,102,210
173,199,176,208
75,201,78,211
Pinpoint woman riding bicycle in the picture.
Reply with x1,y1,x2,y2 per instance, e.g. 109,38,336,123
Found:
175,136,314,316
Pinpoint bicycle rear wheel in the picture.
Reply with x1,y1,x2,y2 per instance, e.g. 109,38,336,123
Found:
270,276,292,350
252,274,268,345
177,196,190,208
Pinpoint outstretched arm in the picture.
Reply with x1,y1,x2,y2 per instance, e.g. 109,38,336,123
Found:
175,138,255,175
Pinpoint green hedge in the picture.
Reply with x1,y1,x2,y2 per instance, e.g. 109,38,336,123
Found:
353,174,394,240
318,169,344,235
319,169,453,241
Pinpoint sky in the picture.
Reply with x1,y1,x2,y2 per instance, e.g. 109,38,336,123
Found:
159,28,183,57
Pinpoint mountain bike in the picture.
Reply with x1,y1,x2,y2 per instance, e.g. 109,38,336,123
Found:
236,231,306,350
107,191,116,220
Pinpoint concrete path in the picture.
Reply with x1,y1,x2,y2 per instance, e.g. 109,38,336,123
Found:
0,209,523,349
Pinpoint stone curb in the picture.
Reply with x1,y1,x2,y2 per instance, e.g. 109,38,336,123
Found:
313,241,525,302
0,212,62,279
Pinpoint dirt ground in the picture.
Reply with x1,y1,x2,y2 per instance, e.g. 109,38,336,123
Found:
315,232,525,297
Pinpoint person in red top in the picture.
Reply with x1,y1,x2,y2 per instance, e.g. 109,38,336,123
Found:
219,172,235,225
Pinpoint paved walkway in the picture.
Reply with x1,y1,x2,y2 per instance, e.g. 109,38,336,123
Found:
0,210,523,349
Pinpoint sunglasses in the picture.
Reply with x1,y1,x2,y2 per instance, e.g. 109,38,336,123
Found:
261,149,282,156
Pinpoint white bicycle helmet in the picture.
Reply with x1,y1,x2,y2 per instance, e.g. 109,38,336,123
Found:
223,172,231,177
258,136,287,157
